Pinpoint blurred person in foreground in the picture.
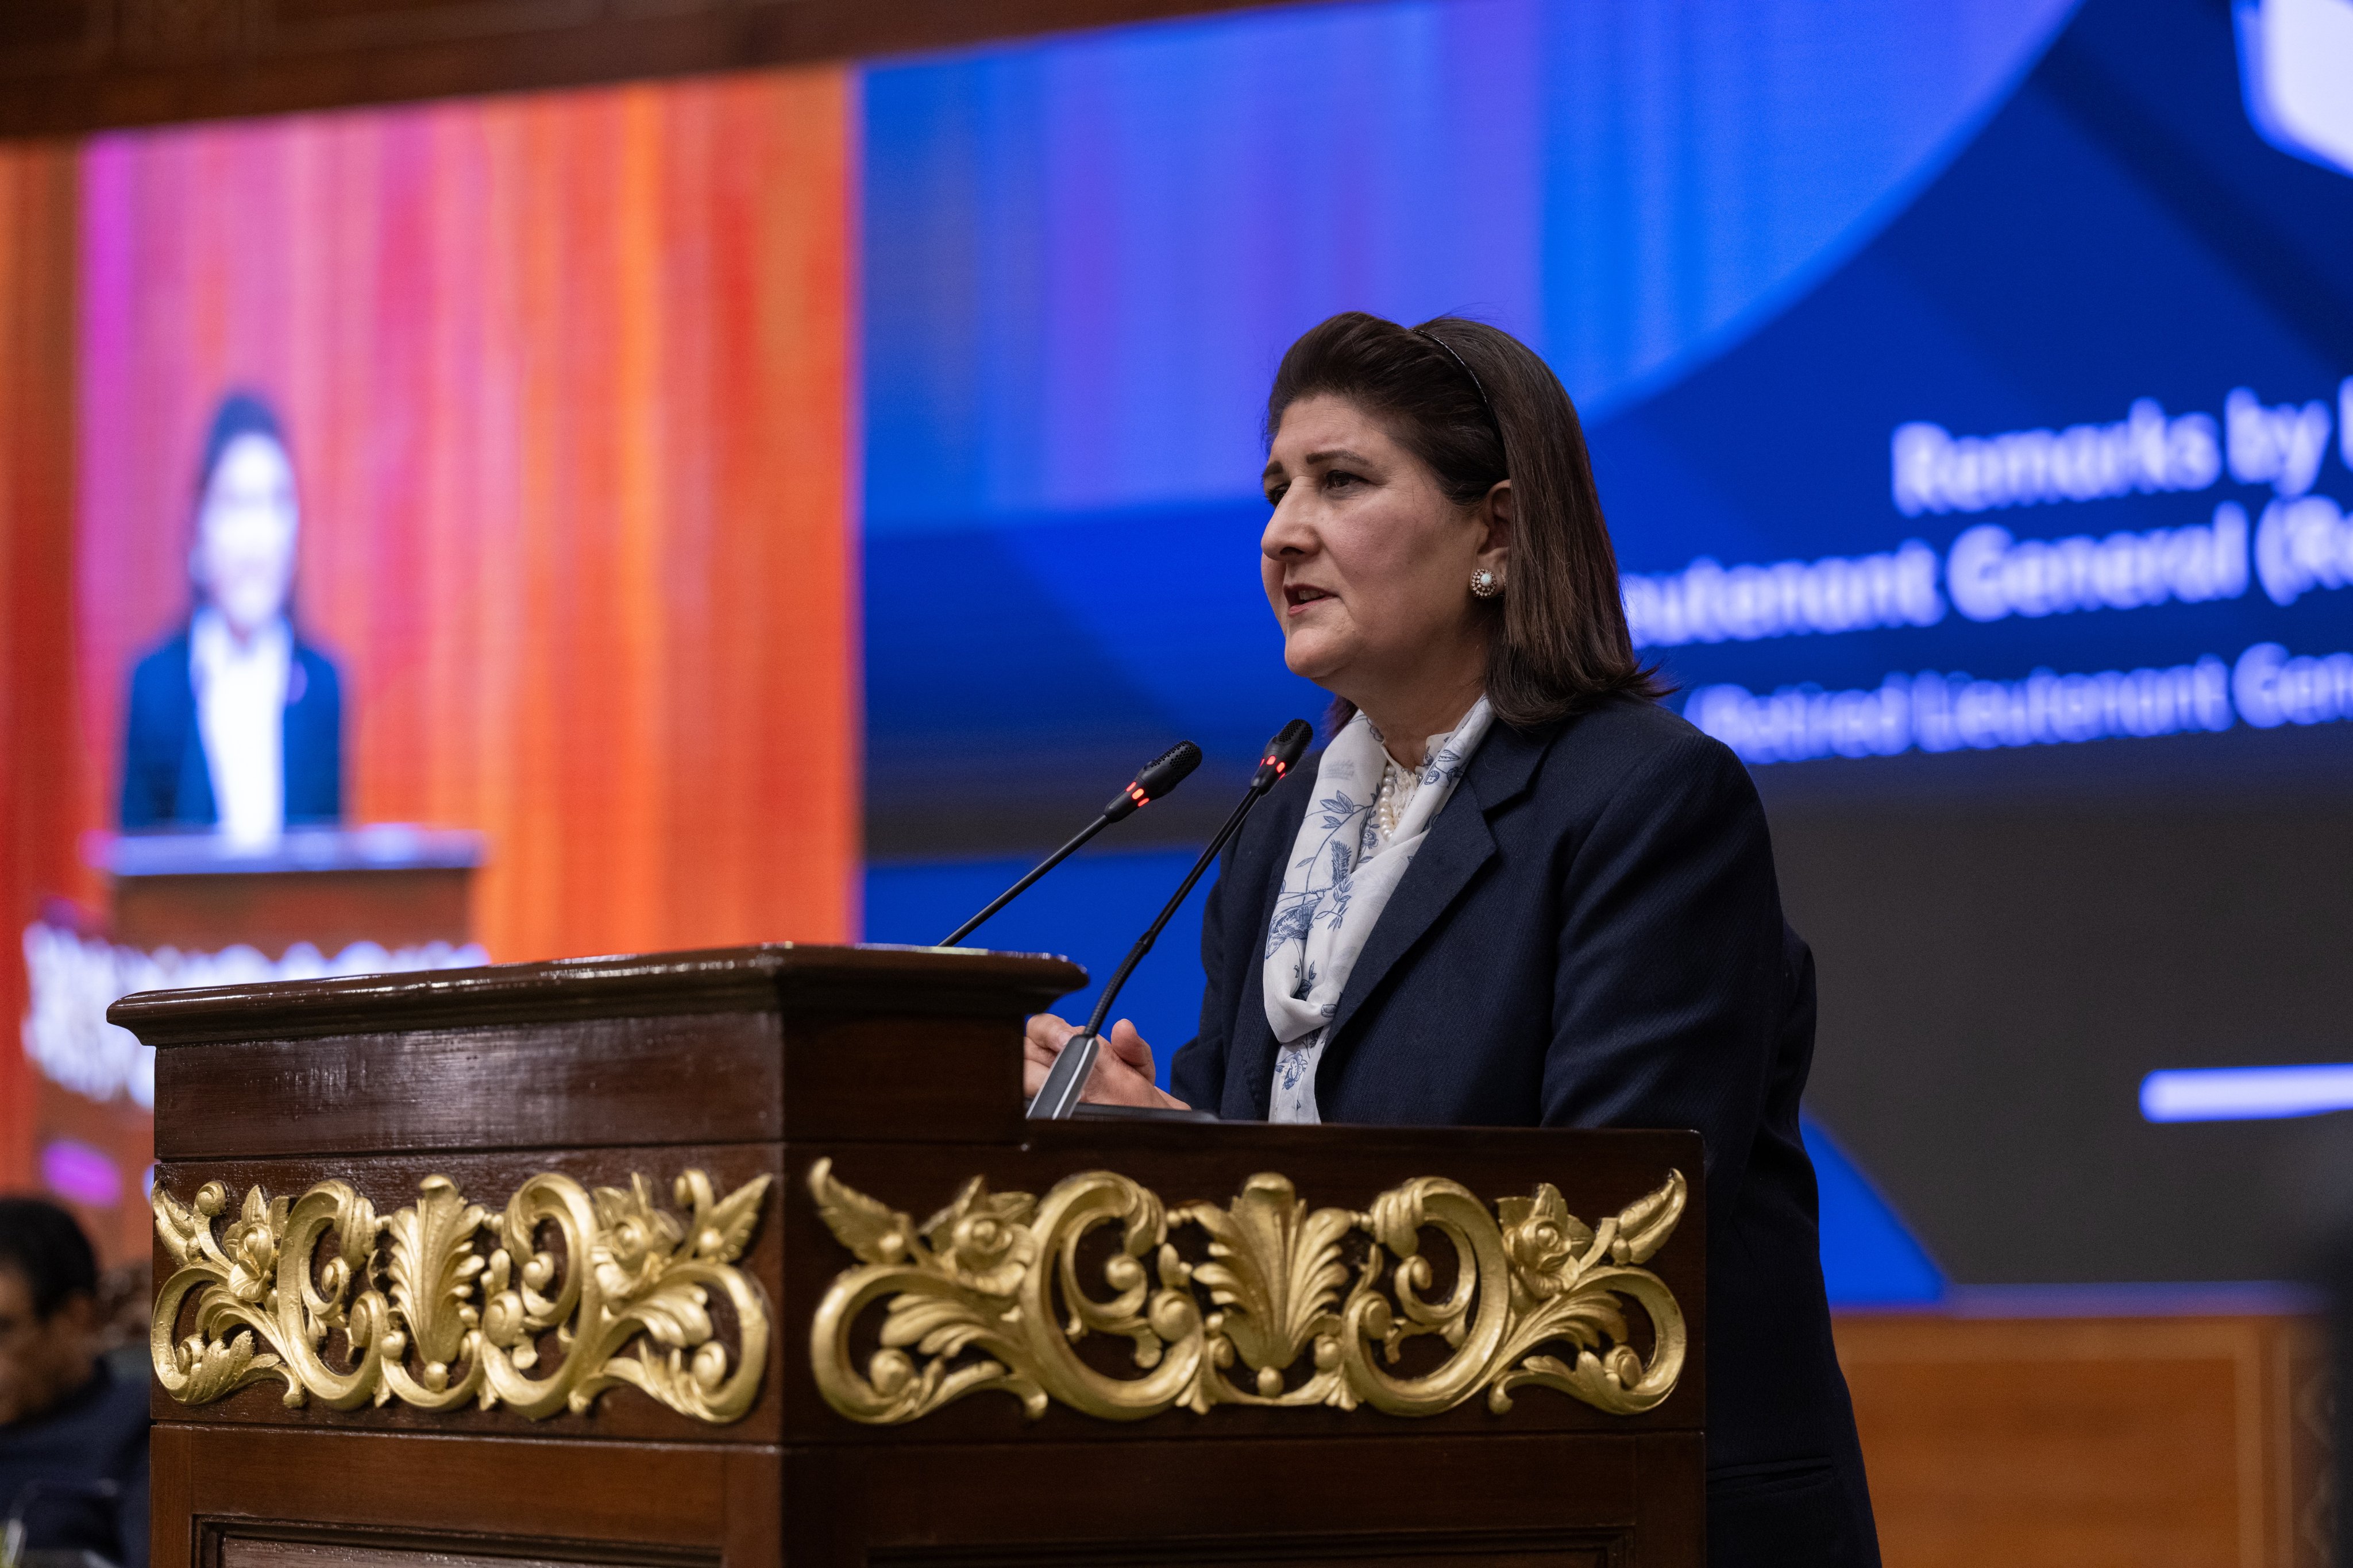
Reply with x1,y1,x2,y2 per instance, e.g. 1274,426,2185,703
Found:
120,389,344,846
0,1199,147,1566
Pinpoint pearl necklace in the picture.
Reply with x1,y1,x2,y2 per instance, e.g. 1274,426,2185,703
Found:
1372,756,1419,840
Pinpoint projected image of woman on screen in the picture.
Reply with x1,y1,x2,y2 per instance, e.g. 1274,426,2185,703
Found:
119,392,344,844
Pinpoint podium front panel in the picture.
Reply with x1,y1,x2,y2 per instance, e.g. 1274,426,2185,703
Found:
121,945,1707,1568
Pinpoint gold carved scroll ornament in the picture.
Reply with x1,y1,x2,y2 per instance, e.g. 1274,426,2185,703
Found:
150,1168,773,1423
808,1160,1685,1424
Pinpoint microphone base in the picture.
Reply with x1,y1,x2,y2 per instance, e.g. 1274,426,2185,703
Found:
1067,1102,1219,1123
1027,1030,1100,1119
1027,1032,1216,1121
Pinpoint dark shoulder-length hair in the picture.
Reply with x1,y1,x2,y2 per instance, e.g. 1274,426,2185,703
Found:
195,390,288,501
1264,312,1664,729
187,389,297,615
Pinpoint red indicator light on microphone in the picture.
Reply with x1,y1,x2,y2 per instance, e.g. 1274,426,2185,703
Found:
1128,783,1151,805
1251,719,1313,793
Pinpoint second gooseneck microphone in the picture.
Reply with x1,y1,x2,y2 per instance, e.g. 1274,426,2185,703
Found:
1029,718,1315,1120
939,740,1201,948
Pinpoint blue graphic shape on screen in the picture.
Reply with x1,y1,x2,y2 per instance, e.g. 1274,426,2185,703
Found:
2235,0,2353,180
1802,1115,1946,1305
2142,1063,2353,1121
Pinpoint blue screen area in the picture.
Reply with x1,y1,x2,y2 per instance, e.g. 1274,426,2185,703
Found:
860,0,2082,809
857,0,2353,1292
865,0,2078,525
1600,0,2353,765
863,0,2353,794
863,847,1216,1071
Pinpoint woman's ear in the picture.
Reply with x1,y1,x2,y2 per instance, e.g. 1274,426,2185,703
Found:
1476,480,1514,571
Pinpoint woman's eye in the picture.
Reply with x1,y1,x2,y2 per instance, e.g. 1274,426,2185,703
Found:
1263,482,1289,506
1323,470,1360,491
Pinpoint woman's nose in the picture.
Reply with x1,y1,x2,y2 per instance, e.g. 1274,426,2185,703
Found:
1262,493,1317,558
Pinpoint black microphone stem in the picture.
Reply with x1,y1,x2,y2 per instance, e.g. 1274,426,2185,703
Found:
939,813,1111,948
939,739,1201,948
1081,790,1256,1038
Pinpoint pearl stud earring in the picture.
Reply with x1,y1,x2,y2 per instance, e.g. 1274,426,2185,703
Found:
1469,568,1502,599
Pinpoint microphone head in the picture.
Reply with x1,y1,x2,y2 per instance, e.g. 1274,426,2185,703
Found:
1104,740,1202,820
1136,740,1203,800
1252,719,1315,790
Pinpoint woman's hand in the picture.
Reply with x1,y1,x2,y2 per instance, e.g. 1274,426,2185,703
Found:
1023,1013,1190,1110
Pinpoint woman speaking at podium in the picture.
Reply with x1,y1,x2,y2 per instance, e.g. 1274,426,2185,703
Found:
1024,312,1880,1567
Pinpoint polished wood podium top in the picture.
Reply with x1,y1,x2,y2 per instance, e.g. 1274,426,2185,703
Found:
113,941,1083,1041
122,943,1707,1567
119,944,1088,1158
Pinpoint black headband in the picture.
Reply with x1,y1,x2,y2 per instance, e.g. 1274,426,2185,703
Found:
1417,328,1500,437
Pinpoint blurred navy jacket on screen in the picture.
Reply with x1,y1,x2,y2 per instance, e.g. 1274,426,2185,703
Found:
119,627,344,831
1172,697,1879,1568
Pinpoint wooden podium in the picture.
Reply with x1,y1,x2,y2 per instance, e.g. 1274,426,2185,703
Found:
116,945,1707,1567
102,827,483,959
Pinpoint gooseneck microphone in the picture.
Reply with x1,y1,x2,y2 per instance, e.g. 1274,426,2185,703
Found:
938,740,1202,948
1029,719,1314,1119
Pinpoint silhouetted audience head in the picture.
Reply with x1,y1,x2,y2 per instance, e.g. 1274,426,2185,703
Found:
0,1198,100,1427
0,1195,146,1565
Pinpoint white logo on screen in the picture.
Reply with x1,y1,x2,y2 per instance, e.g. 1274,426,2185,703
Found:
2237,0,2353,177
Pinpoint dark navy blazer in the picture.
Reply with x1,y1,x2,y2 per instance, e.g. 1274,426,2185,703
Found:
1171,698,1880,1568
119,627,344,831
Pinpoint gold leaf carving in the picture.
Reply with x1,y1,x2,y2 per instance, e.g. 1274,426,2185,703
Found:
807,1160,1685,1424
151,1169,773,1425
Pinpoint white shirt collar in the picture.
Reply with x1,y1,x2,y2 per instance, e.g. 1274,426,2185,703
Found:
189,608,292,685
188,609,293,847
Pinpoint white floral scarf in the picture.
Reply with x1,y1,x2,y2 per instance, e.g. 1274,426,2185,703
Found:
1260,696,1494,1122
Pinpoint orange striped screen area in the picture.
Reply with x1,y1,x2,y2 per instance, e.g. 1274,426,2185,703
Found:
0,69,857,1253
75,69,858,960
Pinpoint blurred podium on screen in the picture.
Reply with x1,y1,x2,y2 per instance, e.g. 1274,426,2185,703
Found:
101,825,481,956
20,825,488,1266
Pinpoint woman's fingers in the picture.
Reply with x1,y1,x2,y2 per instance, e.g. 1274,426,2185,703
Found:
1081,1021,1184,1108
1080,1044,1160,1106
1025,1020,1073,1091
1020,1013,1189,1110
1023,1013,1072,1096
1025,1013,1073,1061
1102,1019,1156,1080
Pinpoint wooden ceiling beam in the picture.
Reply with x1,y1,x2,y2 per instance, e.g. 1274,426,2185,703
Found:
0,0,1295,136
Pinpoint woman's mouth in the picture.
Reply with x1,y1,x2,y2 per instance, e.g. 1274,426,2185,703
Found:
1284,584,1334,613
